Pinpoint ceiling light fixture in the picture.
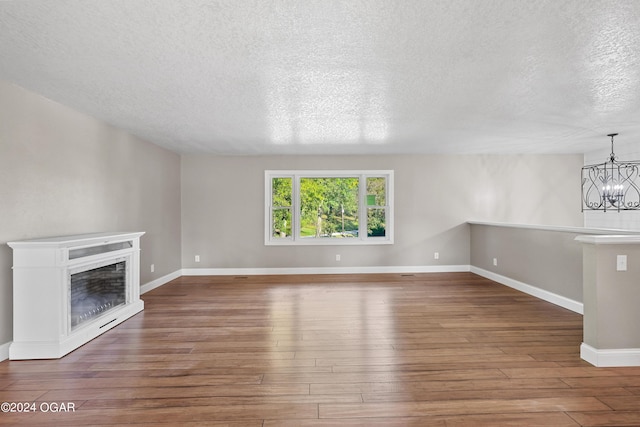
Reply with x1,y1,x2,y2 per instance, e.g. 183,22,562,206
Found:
582,133,640,212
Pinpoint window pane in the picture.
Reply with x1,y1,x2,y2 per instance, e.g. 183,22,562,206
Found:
367,208,386,237
366,177,386,206
271,178,292,239
272,177,292,207
300,177,359,238
272,208,291,238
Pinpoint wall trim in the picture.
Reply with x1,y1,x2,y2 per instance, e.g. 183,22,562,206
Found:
581,343,640,367
140,269,182,294
470,266,584,314
575,234,640,245
1,265,585,363
467,220,638,235
181,265,471,276
0,341,9,362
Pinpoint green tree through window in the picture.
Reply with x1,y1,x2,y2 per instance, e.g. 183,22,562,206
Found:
271,177,292,238
266,171,393,245
300,177,359,238
366,177,386,237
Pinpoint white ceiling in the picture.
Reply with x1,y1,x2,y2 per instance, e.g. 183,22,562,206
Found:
1,0,640,155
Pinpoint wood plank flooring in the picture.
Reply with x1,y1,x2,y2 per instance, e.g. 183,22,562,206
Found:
2,272,640,426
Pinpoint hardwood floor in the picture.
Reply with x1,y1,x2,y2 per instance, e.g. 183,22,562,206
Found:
2,272,640,426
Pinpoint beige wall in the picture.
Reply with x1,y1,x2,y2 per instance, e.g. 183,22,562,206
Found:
582,243,640,349
470,224,584,303
181,154,584,270
0,81,182,346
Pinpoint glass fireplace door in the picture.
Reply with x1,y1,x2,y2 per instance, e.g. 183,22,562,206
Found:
69,257,129,331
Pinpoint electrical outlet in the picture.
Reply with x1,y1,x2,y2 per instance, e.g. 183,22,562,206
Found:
493,258,498,266
617,254,627,271
434,252,439,260
335,254,341,261
150,264,155,273
195,255,200,263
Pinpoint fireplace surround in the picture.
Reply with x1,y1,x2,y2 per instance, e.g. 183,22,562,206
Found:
7,232,144,360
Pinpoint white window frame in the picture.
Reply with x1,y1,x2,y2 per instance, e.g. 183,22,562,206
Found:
265,170,394,246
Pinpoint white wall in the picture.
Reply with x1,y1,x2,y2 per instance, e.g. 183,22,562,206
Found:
584,140,640,230
0,81,182,350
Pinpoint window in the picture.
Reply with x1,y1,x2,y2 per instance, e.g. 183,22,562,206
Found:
265,170,394,245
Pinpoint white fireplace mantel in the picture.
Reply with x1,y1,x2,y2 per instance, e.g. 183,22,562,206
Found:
8,232,145,360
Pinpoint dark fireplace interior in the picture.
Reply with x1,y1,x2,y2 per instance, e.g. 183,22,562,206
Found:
70,261,127,330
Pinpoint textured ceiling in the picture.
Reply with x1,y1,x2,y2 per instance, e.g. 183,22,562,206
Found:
1,0,640,155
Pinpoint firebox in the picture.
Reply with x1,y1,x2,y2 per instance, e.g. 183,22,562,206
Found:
69,259,128,331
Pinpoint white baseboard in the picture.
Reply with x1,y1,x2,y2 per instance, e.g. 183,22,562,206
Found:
0,265,586,363
181,265,471,276
140,269,182,294
0,341,10,362
470,266,583,314
581,343,640,367
178,265,584,316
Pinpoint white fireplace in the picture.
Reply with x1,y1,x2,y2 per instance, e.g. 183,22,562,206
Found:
7,232,145,360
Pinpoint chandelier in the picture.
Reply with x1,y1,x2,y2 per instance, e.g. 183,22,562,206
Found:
582,133,640,211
